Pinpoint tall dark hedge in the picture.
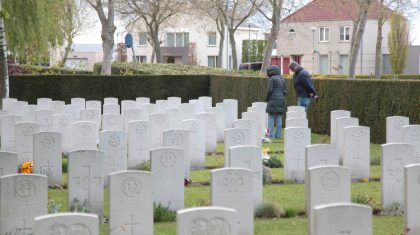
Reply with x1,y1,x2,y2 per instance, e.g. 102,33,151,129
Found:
210,76,420,144
9,75,210,104
9,74,420,143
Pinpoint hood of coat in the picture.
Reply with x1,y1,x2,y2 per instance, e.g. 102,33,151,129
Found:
266,65,281,77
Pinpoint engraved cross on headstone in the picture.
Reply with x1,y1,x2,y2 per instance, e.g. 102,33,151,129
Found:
352,153,364,168
136,145,146,157
23,145,32,162
294,153,304,169
40,160,53,176
124,214,140,235
108,160,120,171
192,143,200,157
15,218,32,235
72,165,101,205
242,160,252,169
339,231,351,235
319,159,328,165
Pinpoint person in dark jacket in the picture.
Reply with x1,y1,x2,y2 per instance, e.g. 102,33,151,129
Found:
288,61,318,111
265,65,287,139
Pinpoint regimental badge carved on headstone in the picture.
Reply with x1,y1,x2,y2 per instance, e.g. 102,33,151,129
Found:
171,133,184,146
15,179,36,200
321,171,341,191
161,151,177,168
41,135,55,149
410,129,420,141
222,172,243,193
232,132,244,145
122,177,142,197
108,133,121,148
80,124,92,137
189,218,231,235
188,121,200,134
22,125,34,137
48,223,91,235
86,111,94,120
293,130,304,143
135,123,146,134
351,129,364,142
393,119,405,130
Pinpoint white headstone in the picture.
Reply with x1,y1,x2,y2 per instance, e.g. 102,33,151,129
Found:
156,100,168,113
53,114,73,153
189,99,205,114
150,113,170,148
151,147,184,211
71,97,86,110
109,171,153,235
179,103,196,120
163,129,190,178
0,174,48,235
307,166,351,235
246,106,266,138
404,164,420,235
330,110,351,146
33,132,62,186
182,119,206,170
136,97,150,105
381,143,415,208
102,114,123,131
0,115,23,151
198,96,212,110
22,104,36,122
103,104,120,115
336,117,359,163
312,203,372,235
65,104,81,121
33,213,99,235
224,128,252,167
2,98,17,111
81,109,101,131
11,101,28,116
0,152,17,176
128,120,152,169
242,111,262,141
207,106,225,143
386,116,409,143
72,121,98,151
165,107,182,129
402,125,420,163
86,100,102,113
229,146,263,208
105,97,118,105
15,122,40,164
177,207,238,235
123,108,143,131
121,100,138,114
343,126,370,181
286,111,307,120
35,109,54,131
286,118,308,128
167,97,181,108
68,150,103,215
233,118,259,147
197,112,217,153
211,168,253,235
99,131,128,186
284,127,311,182
50,100,65,115
37,98,52,110
287,106,306,112
223,99,238,128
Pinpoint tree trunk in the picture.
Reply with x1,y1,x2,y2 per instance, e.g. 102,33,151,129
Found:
0,2,8,99
101,23,115,75
61,36,73,66
375,17,384,79
348,2,370,80
150,26,161,63
261,0,282,75
151,50,155,63
229,29,238,70
216,20,224,68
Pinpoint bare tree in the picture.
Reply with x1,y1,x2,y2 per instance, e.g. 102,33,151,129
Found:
86,0,116,75
258,0,283,74
118,0,186,63
388,11,408,76
60,0,96,65
348,0,372,80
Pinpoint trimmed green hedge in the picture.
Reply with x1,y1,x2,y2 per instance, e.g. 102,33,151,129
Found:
9,64,92,75
211,76,420,143
315,74,420,80
9,75,209,104
9,74,420,143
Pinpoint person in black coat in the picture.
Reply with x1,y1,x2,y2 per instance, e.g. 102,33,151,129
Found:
265,65,287,139
288,61,318,111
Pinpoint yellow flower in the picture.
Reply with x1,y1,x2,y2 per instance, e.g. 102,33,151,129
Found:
20,161,33,174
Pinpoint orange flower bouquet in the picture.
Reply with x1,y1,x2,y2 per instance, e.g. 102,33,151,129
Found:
19,161,33,174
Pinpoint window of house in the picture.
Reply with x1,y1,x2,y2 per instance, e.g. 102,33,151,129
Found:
167,32,190,47
339,55,349,74
135,55,147,63
208,32,217,46
288,28,296,40
319,27,330,42
319,54,329,74
139,32,147,46
208,56,218,68
340,26,350,41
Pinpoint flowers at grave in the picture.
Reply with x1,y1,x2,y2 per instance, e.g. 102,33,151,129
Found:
19,161,33,174
262,148,270,164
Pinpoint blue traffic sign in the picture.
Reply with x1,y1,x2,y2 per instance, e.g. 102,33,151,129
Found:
125,33,133,48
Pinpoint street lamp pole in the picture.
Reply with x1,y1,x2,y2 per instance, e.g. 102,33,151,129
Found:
311,27,317,75
248,23,251,68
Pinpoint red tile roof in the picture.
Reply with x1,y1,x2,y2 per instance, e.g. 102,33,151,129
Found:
281,0,383,23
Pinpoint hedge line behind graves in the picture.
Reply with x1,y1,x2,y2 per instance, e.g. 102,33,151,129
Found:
9,75,210,104
210,76,420,143
9,74,420,143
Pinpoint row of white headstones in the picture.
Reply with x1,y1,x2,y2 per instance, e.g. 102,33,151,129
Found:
0,96,419,234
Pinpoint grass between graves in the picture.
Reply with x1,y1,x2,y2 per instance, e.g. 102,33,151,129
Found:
48,132,399,235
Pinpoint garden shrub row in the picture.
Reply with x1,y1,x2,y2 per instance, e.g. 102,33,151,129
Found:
9,64,92,75
9,74,420,143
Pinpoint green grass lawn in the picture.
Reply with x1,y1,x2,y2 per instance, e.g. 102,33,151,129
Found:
49,132,402,234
